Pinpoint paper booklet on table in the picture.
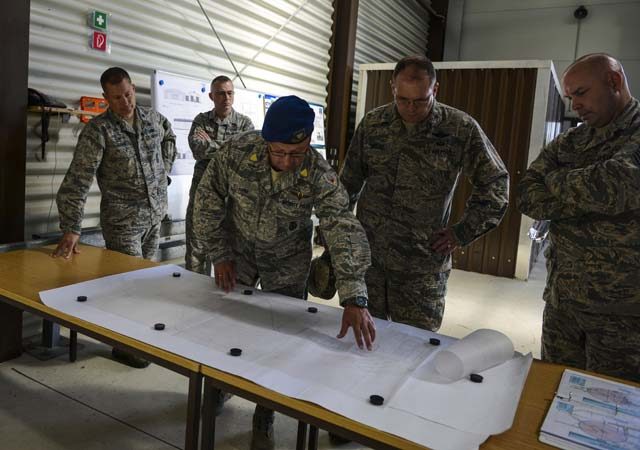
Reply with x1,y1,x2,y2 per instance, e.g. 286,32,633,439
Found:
539,369,640,450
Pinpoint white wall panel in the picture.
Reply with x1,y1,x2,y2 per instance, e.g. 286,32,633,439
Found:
26,0,333,239
464,0,639,13
454,0,640,96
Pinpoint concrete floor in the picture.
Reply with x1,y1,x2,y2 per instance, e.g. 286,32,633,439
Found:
0,259,546,450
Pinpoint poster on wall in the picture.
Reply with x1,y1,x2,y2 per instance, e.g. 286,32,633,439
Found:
151,71,210,176
308,103,326,149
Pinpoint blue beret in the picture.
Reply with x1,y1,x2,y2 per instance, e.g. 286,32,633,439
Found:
262,95,315,144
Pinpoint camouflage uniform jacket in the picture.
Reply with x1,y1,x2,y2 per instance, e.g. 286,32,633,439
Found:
341,102,509,275
57,106,176,234
518,98,640,315
193,130,371,300
188,109,254,175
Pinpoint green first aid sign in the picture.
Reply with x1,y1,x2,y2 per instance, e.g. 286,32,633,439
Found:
91,10,108,31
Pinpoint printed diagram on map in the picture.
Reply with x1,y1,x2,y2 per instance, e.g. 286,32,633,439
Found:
540,369,640,450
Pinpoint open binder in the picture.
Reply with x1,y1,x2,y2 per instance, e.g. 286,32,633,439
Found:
539,369,640,450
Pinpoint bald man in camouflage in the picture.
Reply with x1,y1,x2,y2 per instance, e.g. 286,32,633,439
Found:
518,53,640,382
193,95,375,450
341,55,509,332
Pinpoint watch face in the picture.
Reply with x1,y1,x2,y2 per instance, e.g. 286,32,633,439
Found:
343,296,368,308
354,296,368,308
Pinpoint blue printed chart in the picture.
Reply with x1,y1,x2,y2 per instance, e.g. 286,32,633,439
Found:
540,369,640,450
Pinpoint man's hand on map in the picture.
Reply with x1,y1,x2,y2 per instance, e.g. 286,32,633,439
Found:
337,306,376,351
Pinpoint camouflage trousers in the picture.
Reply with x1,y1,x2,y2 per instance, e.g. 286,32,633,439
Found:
185,159,210,273
219,222,313,300
542,302,640,383
102,222,161,260
231,249,309,300
366,267,449,331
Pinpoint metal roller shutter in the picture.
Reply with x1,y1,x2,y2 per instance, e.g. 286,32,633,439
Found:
349,0,429,136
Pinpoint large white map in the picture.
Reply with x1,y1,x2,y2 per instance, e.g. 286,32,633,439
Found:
40,265,532,450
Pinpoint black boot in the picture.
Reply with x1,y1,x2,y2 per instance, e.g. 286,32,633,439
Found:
111,348,150,369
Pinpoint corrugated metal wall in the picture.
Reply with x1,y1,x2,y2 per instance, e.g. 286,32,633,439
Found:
349,0,429,139
26,0,334,240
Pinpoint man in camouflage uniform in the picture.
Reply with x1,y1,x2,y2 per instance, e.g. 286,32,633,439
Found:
54,67,176,368
193,96,375,450
341,55,509,332
518,54,640,382
185,75,254,272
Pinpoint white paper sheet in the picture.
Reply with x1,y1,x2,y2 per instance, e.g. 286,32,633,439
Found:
39,265,532,450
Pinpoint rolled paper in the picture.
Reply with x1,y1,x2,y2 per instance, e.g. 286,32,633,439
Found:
433,329,514,381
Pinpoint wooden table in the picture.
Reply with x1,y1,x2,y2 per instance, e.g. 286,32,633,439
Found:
3,246,637,450
483,361,569,450
485,361,639,449
200,363,428,450
201,350,639,449
0,245,203,450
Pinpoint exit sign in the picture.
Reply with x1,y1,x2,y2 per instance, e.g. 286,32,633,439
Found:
89,10,108,31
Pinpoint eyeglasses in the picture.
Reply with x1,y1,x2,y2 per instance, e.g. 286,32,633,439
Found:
394,95,432,107
268,146,308,160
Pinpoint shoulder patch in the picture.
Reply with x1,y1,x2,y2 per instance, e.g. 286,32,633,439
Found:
300,168,308,177
249,153,258,162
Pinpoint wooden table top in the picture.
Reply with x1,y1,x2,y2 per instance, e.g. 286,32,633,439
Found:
0,245,199,371
0,245,156,302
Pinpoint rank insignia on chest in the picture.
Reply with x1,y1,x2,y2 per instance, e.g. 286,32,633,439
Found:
249,153,258,161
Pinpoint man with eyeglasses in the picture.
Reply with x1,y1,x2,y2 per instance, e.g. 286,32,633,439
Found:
341,55,509,332
185,75,254,274
192,95,375,450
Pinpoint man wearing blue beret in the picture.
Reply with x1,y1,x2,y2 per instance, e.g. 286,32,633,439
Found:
192,95,375,450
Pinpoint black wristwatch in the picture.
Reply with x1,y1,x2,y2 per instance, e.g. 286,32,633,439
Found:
341,296,368,308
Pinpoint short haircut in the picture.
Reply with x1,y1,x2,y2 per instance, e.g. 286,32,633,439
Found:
393,55,437,86
211,75,232,89
100,67,132,91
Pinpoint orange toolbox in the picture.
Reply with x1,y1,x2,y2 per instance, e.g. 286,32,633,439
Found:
79,96,108,122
